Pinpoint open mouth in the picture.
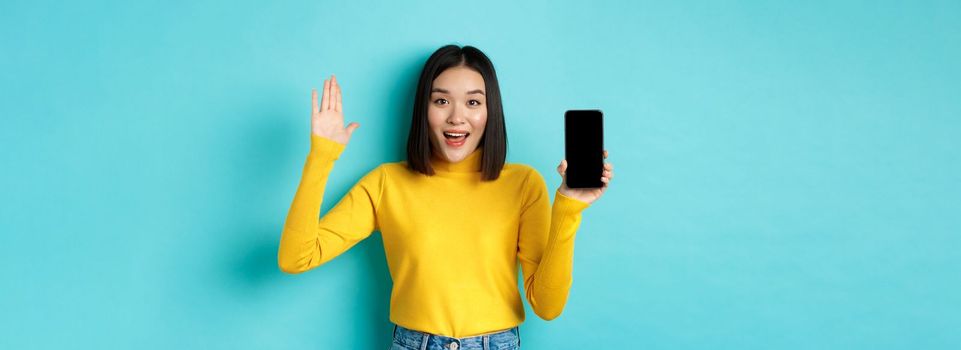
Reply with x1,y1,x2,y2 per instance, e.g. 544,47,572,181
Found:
443,131,470,146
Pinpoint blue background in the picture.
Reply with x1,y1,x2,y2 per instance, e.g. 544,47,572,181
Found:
2,1,959,349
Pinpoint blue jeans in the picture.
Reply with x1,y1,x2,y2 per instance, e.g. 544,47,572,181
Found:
388,323,521,350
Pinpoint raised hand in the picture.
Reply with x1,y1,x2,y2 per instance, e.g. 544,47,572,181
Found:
556,150,613,205
311,75,360,145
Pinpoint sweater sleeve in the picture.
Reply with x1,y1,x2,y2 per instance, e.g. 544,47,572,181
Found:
277,134,383,274
517,168,590,320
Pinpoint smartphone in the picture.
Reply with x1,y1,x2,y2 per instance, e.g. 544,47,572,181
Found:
564,110,604,189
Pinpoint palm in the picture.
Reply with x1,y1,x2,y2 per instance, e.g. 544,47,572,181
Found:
556,150,613,205
560,182,606,204
311,75,359,145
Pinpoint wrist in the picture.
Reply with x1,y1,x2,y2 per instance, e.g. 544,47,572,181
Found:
309,134,347,159
555,188,592,211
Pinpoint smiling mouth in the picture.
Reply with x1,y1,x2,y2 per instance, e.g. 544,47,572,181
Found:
443,131,470,143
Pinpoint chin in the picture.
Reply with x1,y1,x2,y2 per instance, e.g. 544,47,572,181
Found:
436,144,477,162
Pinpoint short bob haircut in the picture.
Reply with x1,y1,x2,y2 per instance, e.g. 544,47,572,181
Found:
406,45,507,181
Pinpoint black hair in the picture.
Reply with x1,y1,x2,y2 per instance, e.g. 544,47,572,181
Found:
406,44,507,181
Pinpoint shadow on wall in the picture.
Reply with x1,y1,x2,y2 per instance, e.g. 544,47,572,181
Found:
215,49,427,348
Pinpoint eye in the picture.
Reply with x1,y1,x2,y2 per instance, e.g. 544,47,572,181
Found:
434,98,449,105
468,99,482,106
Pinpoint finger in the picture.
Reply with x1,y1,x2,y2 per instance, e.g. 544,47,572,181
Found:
604,163,613,170
331,75,337,109
311,89,319,114
601,177,610,184
603,170,613,179
346,122,360,138
328,75,336,110
333,75,342,113
557,160,567,176
322,78,331,111
603,150,608,159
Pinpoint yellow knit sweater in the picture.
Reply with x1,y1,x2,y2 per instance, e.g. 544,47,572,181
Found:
278,135,590,338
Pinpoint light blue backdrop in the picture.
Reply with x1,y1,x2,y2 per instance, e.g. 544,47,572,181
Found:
2,1,959,349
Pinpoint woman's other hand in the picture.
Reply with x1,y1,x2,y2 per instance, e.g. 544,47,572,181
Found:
311,74,360,145
556,150,613,205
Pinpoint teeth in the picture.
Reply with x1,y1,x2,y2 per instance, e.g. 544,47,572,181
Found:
444,132,467,137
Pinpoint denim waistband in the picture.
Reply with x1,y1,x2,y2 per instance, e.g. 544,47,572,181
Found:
392,323,521,350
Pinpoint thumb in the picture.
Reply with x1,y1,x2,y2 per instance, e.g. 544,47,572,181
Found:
345,122,360,137
557,160,567,176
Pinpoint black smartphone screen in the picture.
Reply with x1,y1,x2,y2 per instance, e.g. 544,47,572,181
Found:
564,110,604,189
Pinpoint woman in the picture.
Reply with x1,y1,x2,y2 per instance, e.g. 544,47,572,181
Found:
278,45,614,350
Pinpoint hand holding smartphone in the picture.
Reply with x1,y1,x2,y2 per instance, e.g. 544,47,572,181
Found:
564,110,605,189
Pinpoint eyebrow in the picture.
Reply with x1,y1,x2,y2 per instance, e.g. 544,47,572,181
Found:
431,88,486,95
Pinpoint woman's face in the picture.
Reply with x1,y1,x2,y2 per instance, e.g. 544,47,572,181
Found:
427,66,488,163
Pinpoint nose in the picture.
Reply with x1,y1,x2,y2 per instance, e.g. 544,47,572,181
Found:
446,105,466,125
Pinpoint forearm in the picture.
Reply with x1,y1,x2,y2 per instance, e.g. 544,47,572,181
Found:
277,135,345,273
528,190,589,319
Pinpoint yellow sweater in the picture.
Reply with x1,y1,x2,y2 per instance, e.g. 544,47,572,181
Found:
278,135,590,338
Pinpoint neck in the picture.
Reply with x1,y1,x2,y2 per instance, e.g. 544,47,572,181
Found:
430,147,483,173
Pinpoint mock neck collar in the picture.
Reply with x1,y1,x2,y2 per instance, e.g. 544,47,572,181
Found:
430,147,483,173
